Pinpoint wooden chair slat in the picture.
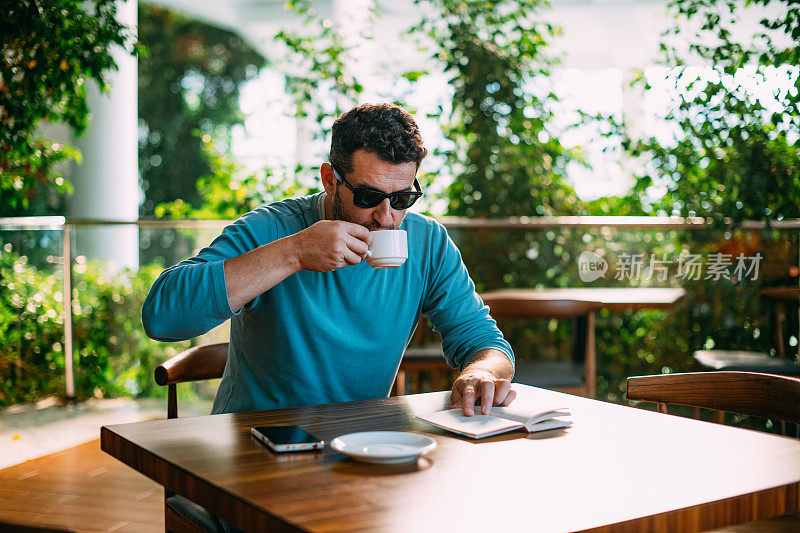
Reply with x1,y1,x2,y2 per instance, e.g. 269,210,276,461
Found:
480,296,602,319
154,343,229,386
626,371,800,424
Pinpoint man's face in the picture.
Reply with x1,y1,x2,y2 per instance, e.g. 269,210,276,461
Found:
329,149,418,230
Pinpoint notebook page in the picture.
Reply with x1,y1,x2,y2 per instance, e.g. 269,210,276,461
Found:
416,409,524,438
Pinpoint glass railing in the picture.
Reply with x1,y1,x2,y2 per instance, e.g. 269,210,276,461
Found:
1,216,798,409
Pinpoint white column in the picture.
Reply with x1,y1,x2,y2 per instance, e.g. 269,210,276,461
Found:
69,0,139,272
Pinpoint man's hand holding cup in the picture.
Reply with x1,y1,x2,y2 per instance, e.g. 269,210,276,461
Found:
294,220,370,272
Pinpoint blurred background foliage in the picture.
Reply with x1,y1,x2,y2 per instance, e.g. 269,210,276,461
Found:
1,0,798,408
153,0,361,218
0,0,137,216
414,0,586,218
137,4,265,216
274,0,366,129
0,243,189,406
620,0,799,223
5,0,797,223
152,138,310,220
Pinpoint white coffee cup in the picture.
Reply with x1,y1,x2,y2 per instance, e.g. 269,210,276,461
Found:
365,230,408,269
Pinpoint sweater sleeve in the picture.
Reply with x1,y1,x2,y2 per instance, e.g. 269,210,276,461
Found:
420,223,514,371
141,214,270,341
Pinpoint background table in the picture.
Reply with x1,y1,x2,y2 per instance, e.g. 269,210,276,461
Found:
102,384,800,532
398,288,686,396
479,287,686,311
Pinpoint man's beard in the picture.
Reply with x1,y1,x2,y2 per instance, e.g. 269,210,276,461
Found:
331,186,352,224
332,186,395,230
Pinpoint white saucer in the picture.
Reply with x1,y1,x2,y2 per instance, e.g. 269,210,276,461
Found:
330,431,437,464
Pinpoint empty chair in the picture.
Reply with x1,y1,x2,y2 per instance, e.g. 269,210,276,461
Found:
695,287,800,377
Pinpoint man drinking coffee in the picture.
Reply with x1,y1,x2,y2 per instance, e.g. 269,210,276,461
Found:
142,103,515,416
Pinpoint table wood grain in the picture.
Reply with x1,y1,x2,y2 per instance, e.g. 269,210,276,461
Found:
480,287,686,311
101,385,800,532
760,287,800,302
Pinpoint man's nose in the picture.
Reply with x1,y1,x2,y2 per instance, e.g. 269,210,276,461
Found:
373,198,395,228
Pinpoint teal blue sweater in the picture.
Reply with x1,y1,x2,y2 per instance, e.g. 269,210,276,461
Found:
142,193,513,413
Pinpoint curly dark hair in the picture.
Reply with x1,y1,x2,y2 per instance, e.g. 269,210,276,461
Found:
329,103,427,176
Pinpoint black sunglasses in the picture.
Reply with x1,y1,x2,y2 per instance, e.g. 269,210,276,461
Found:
331,165,422,210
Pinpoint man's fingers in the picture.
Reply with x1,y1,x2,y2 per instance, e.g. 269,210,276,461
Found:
449,385,463,408
341,248,363,265
461,385,476,416
499,389,516,406
345,222,370,242
492,380,512,406
345,236,369,258
478,380,495,415
452,374,515,415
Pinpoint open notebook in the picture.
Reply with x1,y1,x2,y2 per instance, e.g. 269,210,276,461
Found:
415,406,572,439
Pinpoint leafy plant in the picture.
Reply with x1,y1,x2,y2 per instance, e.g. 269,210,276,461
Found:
0,246,64,404
274,0,367,137
622,0,800,224
0,0,139,216
0,244,189,406
412,0,585,218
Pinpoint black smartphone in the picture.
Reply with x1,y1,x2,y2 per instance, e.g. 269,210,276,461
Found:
250,425,325,452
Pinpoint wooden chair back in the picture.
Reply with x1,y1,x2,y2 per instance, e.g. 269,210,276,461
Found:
626,371,800,433
480,297,601,320
154,342,229,419
480,295,604,398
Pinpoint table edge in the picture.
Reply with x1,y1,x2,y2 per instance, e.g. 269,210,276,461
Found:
480,287,687,310
100,425,304,532
580,481,800,532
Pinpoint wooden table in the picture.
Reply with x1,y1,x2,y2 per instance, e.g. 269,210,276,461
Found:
479,287,686,311
101,384,800,532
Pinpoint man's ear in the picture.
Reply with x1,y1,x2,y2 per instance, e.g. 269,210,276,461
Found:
320,163,337,196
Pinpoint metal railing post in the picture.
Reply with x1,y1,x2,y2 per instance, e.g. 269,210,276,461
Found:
62,223,76,407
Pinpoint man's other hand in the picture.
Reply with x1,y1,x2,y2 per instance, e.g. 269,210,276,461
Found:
450,369,516,416
294,220,370,272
